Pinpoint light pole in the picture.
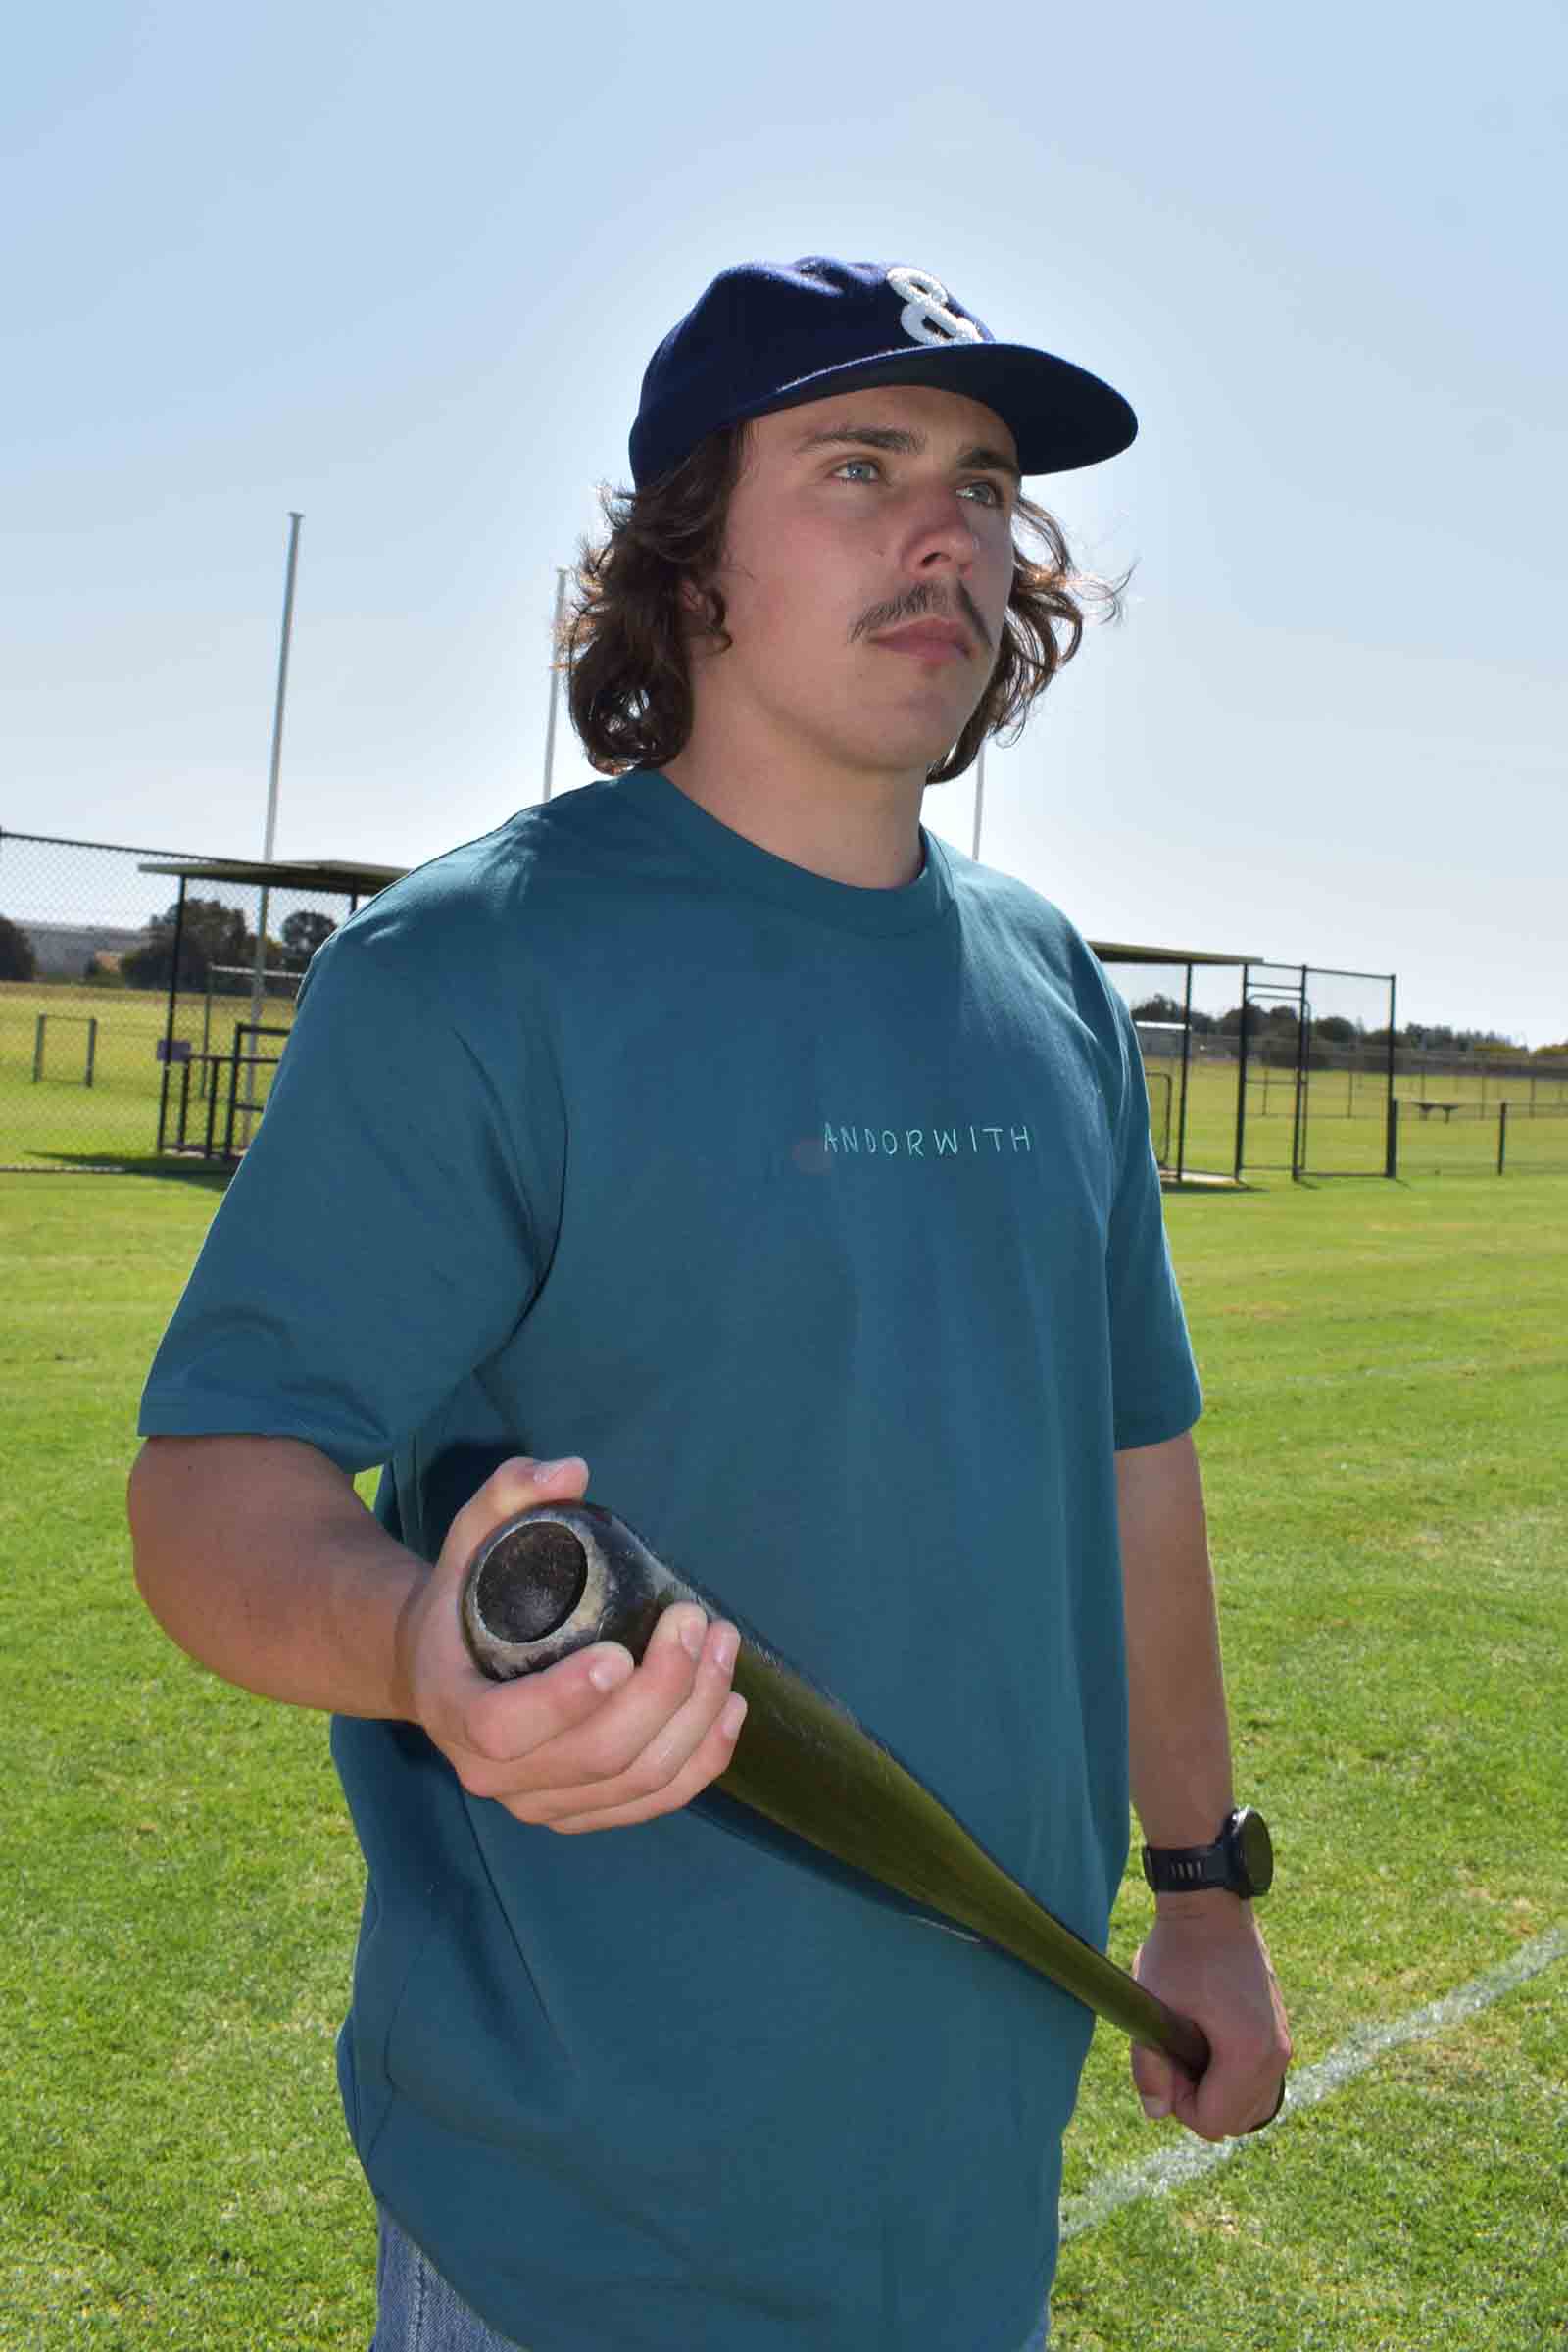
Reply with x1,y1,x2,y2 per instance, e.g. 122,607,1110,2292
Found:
970,738,987,861
542,566,569,801
242,512,303,1141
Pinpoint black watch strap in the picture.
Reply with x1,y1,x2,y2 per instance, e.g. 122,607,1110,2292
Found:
1142,1807,1273,1899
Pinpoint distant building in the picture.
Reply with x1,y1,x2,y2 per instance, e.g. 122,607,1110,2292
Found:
19,919,144,977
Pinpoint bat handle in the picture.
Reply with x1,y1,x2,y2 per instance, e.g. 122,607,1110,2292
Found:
1148,2002,1210,2082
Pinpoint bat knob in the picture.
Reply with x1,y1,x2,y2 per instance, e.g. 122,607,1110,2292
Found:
469,1519,588,1642
460,1501,675,1681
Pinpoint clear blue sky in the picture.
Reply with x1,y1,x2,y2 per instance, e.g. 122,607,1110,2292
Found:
5,1,1564,1041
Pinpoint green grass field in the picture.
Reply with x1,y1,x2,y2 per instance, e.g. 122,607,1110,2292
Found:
3,1167,1564,2348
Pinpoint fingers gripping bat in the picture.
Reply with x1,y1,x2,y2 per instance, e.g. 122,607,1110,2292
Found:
460,1499,1209,2082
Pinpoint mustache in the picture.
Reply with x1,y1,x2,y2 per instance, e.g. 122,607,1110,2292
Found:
852,583,991,651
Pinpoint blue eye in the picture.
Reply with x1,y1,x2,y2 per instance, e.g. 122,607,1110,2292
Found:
833,458,1005,507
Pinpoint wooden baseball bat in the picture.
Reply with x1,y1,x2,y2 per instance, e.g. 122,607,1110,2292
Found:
460,1498,1209,2080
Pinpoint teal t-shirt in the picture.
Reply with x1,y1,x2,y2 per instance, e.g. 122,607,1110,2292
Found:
139,768,1200,2352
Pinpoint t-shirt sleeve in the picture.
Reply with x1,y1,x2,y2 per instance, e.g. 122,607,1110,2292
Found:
1102,996,1203,1451
137,925,560,1473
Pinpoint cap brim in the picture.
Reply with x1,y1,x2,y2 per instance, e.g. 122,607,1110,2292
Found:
739,343,1136,476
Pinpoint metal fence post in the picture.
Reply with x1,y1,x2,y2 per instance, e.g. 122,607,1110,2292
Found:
1497,1101,1508,1175
1385,1095,1400,1178
1176,960,1194,1183
1291,965,1309,1181
1234,962,1251,1179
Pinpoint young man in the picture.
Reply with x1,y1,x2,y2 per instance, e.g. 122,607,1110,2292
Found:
130,257,1291,2352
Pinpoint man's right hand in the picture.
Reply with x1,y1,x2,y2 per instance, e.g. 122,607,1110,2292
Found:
403,1454,748,1833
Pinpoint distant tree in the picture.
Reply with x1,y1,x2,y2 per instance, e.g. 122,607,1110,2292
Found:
1313,1015,1359,1045
1128,993,1216,1035
121,897,255,991
0,915,37,981
279,908,337,970
1216,1002,1298,1038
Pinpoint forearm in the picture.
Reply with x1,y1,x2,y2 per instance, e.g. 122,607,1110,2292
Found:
128,1434,425,1719
1117,1431,1235,1866
129,1440,746,1830
1116,1434,1292,2132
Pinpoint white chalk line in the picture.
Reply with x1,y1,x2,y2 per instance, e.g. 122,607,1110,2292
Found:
1059,1922,1566,2241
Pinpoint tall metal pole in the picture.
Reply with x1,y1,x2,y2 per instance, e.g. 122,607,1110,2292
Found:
970,739,986,860
157,879,190,1155
542,566,568,801
244,512,304,1142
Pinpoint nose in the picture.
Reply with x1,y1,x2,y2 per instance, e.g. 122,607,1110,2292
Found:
904,481,985,564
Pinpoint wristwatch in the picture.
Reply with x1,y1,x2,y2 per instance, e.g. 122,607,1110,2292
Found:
1142,1806,1274,1899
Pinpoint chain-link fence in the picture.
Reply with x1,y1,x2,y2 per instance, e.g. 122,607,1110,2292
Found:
1390,1096,1568,1177
0,829,386,1171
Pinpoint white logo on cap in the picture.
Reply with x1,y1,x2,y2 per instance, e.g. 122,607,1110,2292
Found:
886,267,983,348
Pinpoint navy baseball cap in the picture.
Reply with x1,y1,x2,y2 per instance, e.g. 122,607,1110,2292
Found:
628,257,1136,490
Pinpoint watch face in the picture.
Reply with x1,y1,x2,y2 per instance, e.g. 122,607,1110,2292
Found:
1234,1807,1274,1897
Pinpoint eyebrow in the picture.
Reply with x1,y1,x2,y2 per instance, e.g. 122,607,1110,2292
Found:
790,422,1022,486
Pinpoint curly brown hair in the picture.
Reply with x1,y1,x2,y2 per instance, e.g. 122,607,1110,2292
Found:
556,421,1129,785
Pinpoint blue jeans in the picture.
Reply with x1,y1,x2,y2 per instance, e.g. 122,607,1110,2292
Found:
373,2210,1049,2349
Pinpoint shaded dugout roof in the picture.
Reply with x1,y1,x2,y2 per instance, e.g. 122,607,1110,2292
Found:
1090,941,1261,966
139,855,407,895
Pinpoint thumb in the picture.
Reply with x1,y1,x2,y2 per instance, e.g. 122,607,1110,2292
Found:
1130,2042,1178,2122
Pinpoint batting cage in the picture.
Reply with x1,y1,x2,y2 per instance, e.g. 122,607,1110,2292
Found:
0,831,401,1172
1098,949,1401,1184
141,857,404,1163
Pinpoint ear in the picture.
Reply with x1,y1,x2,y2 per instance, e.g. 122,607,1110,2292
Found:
677,574,728,653
677,575,709,619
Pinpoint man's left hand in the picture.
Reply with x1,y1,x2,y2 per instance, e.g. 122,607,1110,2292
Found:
1131,1900,1292,2141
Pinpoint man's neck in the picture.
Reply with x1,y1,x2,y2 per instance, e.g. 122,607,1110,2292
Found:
659,737,927,890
